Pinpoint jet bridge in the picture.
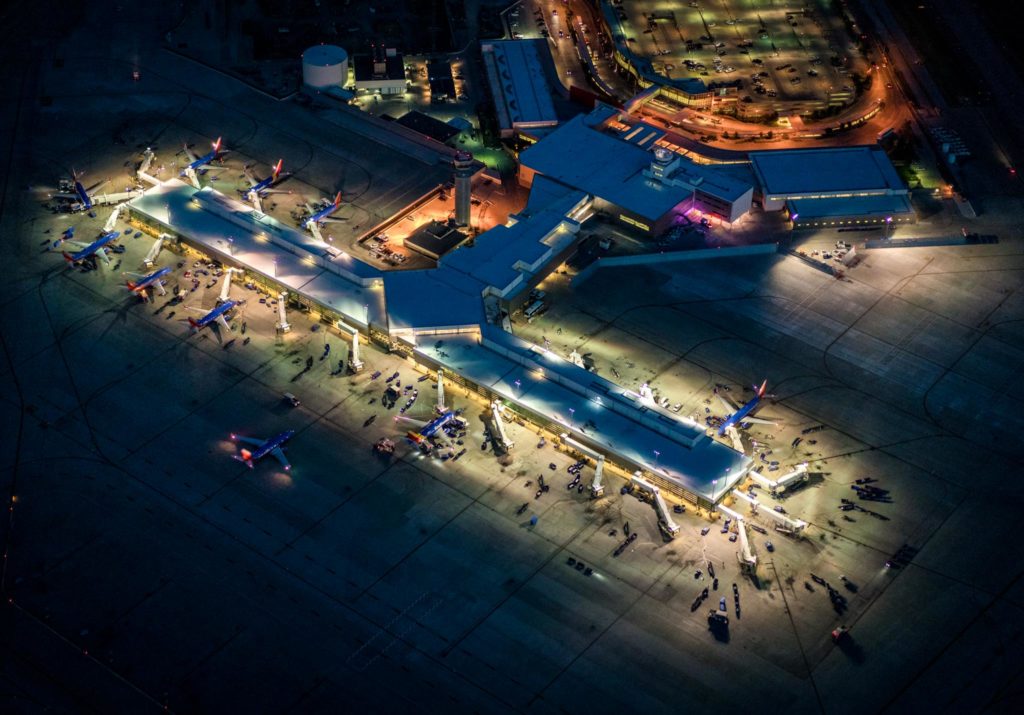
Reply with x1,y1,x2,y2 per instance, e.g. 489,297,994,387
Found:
490,401,514,451
142,233,169,268
436,368,446,412
731,489,808,535
103,204,124,234
336,319,364,373
630,475,680,538
219,267,240,303
748,463,809,496
559,433,606,498
718,504,758,574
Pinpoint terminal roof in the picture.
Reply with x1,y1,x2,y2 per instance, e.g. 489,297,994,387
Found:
416,328,750,502
520,111,749,220
789,194,914,219
750,146,905,196
482,40,558,130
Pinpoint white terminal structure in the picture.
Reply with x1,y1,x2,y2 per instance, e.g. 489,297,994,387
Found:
142,233,169,268
630,474,681,538
748,463,810,496
302,44,349,90
336,319,363,373
490,401,515,451
718,504,758,574
731,489,808,535
560,432,606,498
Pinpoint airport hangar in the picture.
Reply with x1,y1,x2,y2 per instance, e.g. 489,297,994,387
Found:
128,177,751,510
750,146,915,230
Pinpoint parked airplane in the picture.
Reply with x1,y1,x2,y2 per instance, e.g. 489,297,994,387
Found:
231,430,294,470
716,380,776,435
61,231,120,266
124,266,171,300
402,410,456,445
186,299,238,331
51,172,141,213
240,157,288,198
182,136,226,175
302,192,345,229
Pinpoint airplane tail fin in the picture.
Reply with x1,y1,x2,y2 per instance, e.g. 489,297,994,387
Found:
213,136,223,152
333,191,342,206
756,380,768,398
126,281,137,290
240,448,252,462
273,159,283,178
188,317,199,329
62,251,74,263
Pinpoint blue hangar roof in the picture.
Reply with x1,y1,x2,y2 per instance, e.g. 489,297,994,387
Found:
749,146,906,197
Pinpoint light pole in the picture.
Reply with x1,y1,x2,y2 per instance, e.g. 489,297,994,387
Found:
885,215,893,238
227,236,234,256
568,407,575,429
653,449,660,469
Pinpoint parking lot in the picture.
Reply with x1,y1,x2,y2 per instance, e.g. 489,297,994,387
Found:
610,0,867,109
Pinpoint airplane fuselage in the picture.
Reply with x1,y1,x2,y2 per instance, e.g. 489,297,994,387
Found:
303,193,342,228
73,181,92,209
189,299,237,329
407,410,455,443
64,231,118,263
128,267,171,294
718,396,761,435
249,430,295,462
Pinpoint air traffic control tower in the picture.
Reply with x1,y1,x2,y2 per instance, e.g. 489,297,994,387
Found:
454,150,475,227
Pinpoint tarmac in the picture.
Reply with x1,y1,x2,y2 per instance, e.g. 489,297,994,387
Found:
3,3,1024,714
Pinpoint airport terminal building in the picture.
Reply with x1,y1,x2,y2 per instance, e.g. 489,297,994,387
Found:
128,174,750,508
519,106,754,233
750,146,914,229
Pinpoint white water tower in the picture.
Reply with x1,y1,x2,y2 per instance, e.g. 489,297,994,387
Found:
302,45,349,90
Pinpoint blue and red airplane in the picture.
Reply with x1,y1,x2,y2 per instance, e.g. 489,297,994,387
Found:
302,192,344,230
186,299,238,332
124,266,171,300
716,380,777,435
61,231,120,266
231,430,295,471
403,410,456,446
181,136,226,175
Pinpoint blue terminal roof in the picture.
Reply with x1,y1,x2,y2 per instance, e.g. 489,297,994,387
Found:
519,111,750,221
130,181,386,328
416,328,751,502
788,193,914,220
749,146,906,197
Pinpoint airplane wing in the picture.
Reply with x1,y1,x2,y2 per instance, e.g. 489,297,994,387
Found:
62,239,89,251
85,179,108,193
249,193,264,213
154,281,167,296
716,394,738,413
94,248,111,265
123,271,147,279
743,416,777,426
270,448,291,470
216,313,231,330
233,436,265,447
183,144,198,163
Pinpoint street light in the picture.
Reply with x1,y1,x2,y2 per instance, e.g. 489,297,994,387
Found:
569,407,575,428
653,449,660,468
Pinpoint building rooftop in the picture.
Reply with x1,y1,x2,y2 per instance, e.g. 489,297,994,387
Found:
427,58,456,99
130,180,386,328
403,220,468,259
481,40,559,132
749,146,906,197
416,328,751,502
520,111,751,221
392,111,461,144
353,47,405,82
